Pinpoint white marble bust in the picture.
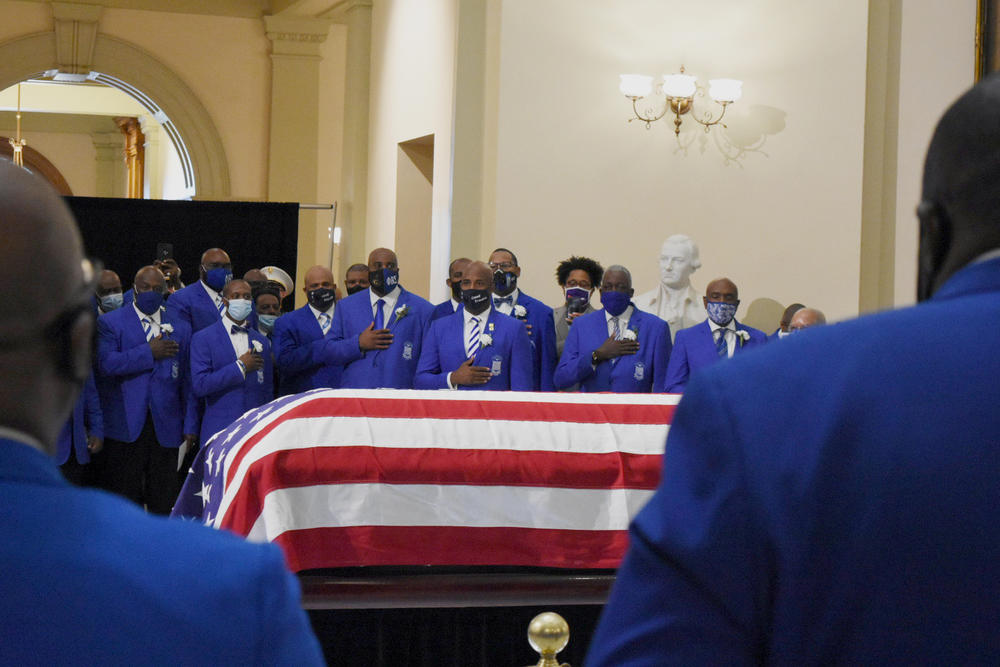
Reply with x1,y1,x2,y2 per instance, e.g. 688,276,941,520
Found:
633,234,707,340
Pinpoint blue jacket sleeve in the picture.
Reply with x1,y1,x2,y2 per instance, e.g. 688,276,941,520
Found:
413,323,448,390
83,373,103,440
190,335,244,398
652,321,673,393
323,306,366,365
586,371,764,665
510,324,534,391
253,545,326,665
177,327,199,436
535,312,557,391
662,331,690,393
553,322,596,390
97,317,155,377
274,315,324,374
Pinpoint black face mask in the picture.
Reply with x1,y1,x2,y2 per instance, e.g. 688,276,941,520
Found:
462,288,491,315
307,287,336,312
493,270,517,296
450,280,463,301
346,284,366,296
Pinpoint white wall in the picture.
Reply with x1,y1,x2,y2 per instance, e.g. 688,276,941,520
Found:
366,0,457,297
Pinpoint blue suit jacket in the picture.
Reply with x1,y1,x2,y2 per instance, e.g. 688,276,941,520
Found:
326,287,435,389
1,438,322,664
587,256,1000,666
55,373,103,465
96,305,197,447
164,280,222,334
431,299,459,321
662,318,768,392
190,320,274,442
504,291,558,391
273,304,342,395
414,307,533,391
553,306,671,393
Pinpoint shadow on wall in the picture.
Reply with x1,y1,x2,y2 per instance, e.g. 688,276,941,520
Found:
673,104,788,167
743,297,785,334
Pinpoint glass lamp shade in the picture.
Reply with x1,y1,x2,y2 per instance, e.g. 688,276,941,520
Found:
708,78,743,103
662,73,697,98
619,74,653,98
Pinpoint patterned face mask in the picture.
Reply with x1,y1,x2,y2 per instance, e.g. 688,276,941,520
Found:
706,301,738,326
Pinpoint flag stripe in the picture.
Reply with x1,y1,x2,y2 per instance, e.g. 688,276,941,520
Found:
274,525,631,571
237,483,655,541
219,446,662,535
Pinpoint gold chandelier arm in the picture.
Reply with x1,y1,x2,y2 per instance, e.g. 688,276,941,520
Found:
691,100,731,132
630,97,669,127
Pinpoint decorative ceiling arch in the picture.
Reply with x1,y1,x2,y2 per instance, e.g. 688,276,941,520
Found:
0,31,231,199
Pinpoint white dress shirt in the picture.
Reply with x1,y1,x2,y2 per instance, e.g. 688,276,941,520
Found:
604,305,634,338
708,318,738,358
369,285,401,325
133,302,162,338
200,280,223,312
447,305,493,389
449,298,460,313
308,303,335,333
492,288,519,316
224,314,251,375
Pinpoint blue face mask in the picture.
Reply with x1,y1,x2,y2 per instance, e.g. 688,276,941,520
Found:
706,300,738,326
203,267,233,292
369,267,399,296
258,313,278,331
493,270,517,296
227,298,252,322
134,290,164,315
99,292,124,312
600,290,631,317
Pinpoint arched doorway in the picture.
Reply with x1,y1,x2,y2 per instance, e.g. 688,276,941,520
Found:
0,141,73,195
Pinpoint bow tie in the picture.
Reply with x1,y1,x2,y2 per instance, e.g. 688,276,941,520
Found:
231,324,247,334
494,296,514,307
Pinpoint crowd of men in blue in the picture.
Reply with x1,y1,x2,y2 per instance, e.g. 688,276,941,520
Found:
67,240,812,513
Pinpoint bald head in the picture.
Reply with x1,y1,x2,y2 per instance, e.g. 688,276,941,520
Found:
304,265,335,289
705,278,739,302
464,261,493,286
368,248,398,269
368,248,399,296
789,308,827,331
919,74,1000,299
96,270,122,297
222,279,251,300
0,161,92,449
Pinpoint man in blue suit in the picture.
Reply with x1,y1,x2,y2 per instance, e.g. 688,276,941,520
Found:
94,269,123,316
96,266,198,514
190,279,273,443
164,246,232,333
587,77,1000,665
0,162,323,665
431,257,471,321
273,264,342,395
554,264,671,393
415,261,533,391
661,277,767,392
489,248,558,391
325,247,434,388
344,262,370,296
55,372,103,486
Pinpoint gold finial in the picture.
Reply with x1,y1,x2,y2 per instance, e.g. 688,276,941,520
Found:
527,612,570,667
8,82,26,168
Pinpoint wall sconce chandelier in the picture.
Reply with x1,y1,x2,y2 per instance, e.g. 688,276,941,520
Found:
619,66,742,135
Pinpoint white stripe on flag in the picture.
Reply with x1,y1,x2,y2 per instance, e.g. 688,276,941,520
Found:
246,483,656,542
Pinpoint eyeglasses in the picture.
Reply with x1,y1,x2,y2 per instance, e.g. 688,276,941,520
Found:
489,262,516,271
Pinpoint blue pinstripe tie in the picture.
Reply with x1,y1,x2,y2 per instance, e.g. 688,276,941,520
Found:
467,317,480,358
318,312,331,335
716,328,728,358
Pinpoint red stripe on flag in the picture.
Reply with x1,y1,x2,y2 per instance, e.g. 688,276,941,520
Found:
220,446,662,535
225,395,674,485
272,525,632,572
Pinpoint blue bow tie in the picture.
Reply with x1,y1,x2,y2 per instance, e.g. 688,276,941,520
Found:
494,296,514,307
231,324,247,335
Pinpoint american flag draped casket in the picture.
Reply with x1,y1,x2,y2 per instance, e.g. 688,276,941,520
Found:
172,389,678,572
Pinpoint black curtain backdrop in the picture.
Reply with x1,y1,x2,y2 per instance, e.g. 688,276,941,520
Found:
65,197,299,292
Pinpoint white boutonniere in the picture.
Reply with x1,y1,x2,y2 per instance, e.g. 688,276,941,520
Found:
160,322,174,336
251,340,263,353
513,304,527,319
480,333,493,347
395,304,409,320
735,329,750,346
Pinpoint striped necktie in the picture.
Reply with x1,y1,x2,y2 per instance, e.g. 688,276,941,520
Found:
142,317,154,342
215,295,225,316
611,316,621,340
466,316,480,359
715,328,728,358
318,312,331,335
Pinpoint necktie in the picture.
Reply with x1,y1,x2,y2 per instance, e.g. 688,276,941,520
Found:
466,317,480,358
374,299,385,330
215,295,225,315
611,317,621,340
318,312,331,335
142,317,153,342
716,328,728,358
231,324,247,335
494,295,513,310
